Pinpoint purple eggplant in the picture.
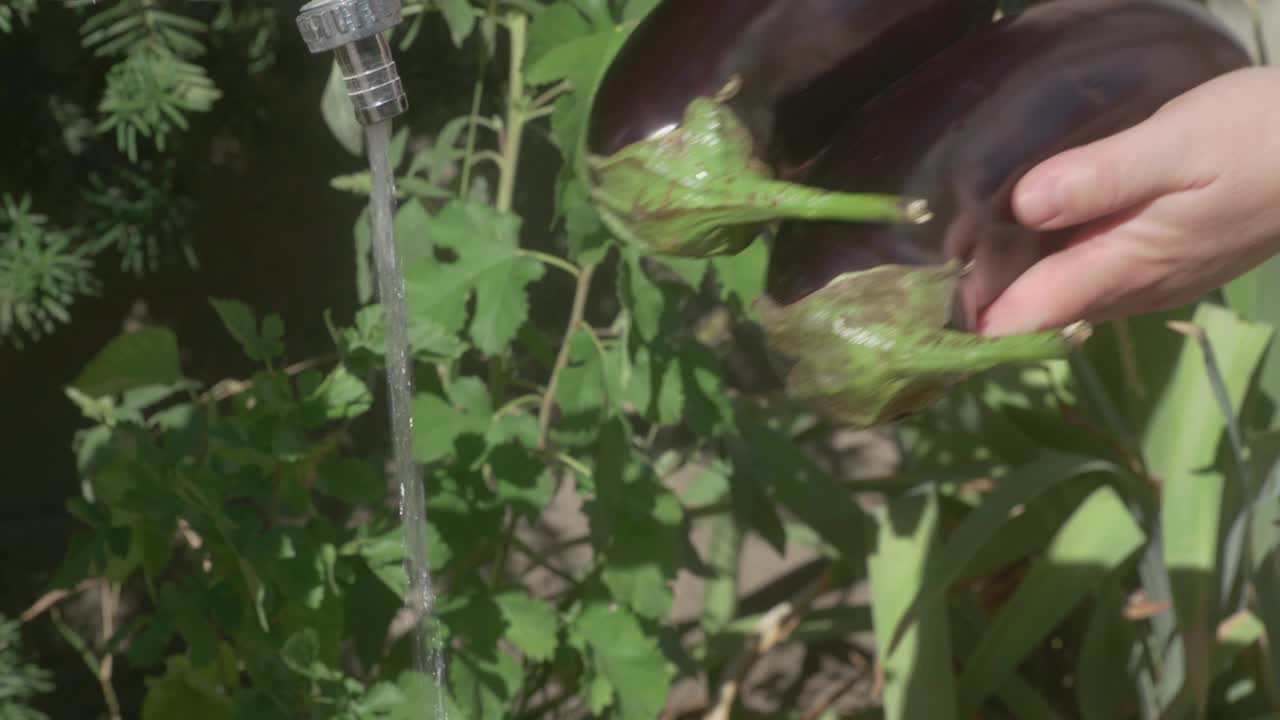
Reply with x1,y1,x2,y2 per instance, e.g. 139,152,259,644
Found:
581,0,996,257
764,0,1252,330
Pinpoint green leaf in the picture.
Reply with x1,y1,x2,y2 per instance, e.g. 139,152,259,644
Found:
436,0,475,47
302,364,372,422
957,486,1146,717
404,201,544,356
1077,576,1143,720
316,457,385,506
701,512,742,635
209,298,284,363
320,59,362,156
494,589,559,662
570,603,672,720
141,655,234,720
72,327,182,398
1143,303,1271,712
526,2,591,69
412,376,493,463
711,238,768,315
487,443,556,518
888,452,1123,652
867,486,957,720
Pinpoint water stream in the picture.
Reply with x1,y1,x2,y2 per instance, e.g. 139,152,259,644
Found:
365,119,448,716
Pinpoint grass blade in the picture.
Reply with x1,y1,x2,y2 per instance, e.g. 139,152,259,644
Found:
867,486,956,720
1144,303,1271,715
888,452,1123,653
957,486,1146,717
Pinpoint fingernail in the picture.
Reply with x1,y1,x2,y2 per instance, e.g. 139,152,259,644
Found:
1013,179,1061,228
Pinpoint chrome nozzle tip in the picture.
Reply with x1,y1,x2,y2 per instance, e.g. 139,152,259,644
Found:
296,0,402,54
297,0,408,125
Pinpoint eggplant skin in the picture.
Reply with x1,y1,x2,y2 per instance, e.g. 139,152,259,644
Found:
764,0,1253,329
585,0,997,164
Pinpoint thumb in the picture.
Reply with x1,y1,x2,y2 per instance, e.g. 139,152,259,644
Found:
1011,106,1201,231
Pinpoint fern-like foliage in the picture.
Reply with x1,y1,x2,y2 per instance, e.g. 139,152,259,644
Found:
211,3,280,76
0,195,97,350
0,0,35,33
0,615,52,720
77,0,221,161
82,161,195,276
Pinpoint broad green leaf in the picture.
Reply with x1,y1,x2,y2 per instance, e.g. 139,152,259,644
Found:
620,250,664,342
957,486,1146,717
141,655,235,720
449,647,522,720
868,486,957,720
412,376,492,463
405,200,544,356
72,327,182,398
316,457,384,506
1144,303,1271,713
711,239,768,315
889,452,1123,653
209,298,284,363
526,2,591,69
494,589,558,662
341,304,467,362
487,442,556,517
384,670,466,720
320,59,362,156
570,603,672,720
436,0,475,47
302,364,372,422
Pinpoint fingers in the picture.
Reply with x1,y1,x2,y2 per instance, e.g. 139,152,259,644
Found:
1011,106,1203,231
978,234,1138,336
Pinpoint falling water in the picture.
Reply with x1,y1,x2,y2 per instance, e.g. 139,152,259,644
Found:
365,119,448,717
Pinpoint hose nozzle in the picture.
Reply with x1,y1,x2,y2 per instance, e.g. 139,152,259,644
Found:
296,0,408,125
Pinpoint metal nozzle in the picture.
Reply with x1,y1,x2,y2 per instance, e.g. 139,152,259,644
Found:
296,0,408,125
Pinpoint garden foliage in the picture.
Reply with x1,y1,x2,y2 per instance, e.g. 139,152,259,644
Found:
12,0,1280,718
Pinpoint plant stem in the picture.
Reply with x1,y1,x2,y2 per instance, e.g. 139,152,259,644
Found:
496,12,527,214
538,263,596,449
518,248,580,279
458,31,490,198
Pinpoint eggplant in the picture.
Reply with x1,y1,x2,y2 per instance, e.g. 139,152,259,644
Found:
756,0,1251,429
582,0,997,257
765,0,1252,329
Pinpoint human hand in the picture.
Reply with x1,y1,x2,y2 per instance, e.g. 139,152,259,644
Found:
978,66,1280,336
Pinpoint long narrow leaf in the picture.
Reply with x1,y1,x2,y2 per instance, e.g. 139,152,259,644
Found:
1145,303,1271,715
958,486,1146,717
888,452,1123,653
868,486,957,720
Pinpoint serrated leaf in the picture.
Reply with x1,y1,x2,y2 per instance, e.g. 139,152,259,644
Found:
141,655,235,720
412,377,492,463
209,298,284,363
302,364,372,421
570,603,672,720
494,589,558,661
72,327,182,398
598,484,684,619
957,486,1146,717
712,238,768,315
437,0,475,47
487,442,556,517
404,201,543,356
526,2,591,69
620,250,664,341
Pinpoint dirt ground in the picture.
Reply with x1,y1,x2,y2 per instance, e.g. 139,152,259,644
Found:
513,428,902,719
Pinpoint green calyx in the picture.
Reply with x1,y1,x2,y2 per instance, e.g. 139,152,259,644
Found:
757,260,1093,429
586,80,932,258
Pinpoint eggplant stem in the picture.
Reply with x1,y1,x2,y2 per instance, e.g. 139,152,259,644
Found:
758,179,933,226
